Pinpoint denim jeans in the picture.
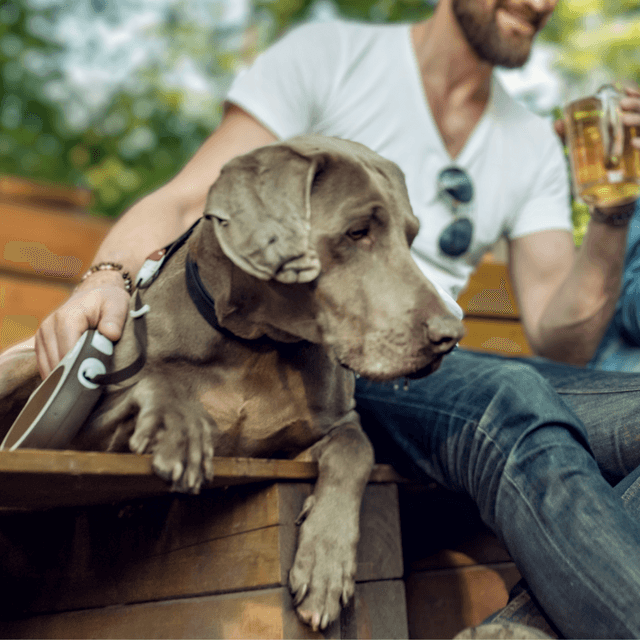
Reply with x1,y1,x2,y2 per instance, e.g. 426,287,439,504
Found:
354,348,640,639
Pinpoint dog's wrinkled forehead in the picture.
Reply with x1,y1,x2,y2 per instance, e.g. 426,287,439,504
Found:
204,135,418,284
288,135,419,224
289,136,409,193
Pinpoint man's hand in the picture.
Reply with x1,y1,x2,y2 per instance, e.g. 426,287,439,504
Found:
619,83,640,149
35,270,130,379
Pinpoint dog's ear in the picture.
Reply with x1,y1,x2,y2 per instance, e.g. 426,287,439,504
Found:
204,144,322,284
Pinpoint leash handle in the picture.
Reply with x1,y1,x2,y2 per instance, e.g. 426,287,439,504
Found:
90,290,149,386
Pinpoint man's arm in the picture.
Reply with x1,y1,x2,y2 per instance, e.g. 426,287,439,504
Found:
35,105,277,377
509,85,640,366
509,220,628,365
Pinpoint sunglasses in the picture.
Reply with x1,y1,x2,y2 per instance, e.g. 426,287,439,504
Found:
437,167,474,257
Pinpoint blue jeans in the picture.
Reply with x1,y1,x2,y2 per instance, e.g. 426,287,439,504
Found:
354,348,640,639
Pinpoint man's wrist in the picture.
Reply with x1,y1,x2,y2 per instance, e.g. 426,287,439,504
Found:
78,262,133,293
590,201,636,227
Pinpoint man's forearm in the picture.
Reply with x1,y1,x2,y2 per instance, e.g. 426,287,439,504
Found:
89,186,201,286
535,215,629,365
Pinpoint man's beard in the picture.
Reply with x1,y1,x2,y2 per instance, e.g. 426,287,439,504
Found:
452,0,540,69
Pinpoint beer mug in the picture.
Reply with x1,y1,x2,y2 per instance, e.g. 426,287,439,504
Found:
564,84,640,207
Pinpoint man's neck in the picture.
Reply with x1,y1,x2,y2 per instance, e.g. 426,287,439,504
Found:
411,5,494,158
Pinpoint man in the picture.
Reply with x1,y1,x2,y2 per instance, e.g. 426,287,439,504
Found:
14,0,640,636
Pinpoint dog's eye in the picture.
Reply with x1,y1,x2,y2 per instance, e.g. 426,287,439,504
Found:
347,226,370,241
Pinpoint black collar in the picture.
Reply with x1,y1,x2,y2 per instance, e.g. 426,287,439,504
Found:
185,254,238,339
142,217,268,343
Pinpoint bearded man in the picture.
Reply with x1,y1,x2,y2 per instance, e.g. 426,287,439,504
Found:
13,0,640,637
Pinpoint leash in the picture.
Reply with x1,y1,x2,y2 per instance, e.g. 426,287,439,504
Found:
89,290,149,386
0,295,152,451
141,217,254,341
1,217,242,451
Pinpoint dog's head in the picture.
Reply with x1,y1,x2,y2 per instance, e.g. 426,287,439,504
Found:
201,135,465,381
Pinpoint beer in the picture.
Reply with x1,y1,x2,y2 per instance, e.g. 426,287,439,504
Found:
564,85,640,207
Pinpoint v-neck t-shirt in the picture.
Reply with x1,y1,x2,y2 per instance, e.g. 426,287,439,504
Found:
226,19,572,300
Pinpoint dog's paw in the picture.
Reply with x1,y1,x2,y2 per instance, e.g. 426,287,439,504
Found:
133,408,216,494
288,503,358,631
120,380,217,493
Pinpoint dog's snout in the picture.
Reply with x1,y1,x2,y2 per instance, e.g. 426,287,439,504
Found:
425,316,465,354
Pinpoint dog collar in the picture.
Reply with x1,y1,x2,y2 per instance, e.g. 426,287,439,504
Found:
184,254,238,338
135,217,233,337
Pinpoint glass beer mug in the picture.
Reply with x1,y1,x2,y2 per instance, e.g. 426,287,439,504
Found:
564,84,640,207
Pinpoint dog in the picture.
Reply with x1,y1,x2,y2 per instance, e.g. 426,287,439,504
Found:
0,135,464,630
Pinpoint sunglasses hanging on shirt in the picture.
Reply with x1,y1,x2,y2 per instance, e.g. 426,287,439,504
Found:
437,167,474,257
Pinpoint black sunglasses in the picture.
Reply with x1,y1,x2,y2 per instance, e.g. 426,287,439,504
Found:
437,167,474,257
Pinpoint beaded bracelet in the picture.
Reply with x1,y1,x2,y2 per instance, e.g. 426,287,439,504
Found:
590,203,636,227
80,262,133,293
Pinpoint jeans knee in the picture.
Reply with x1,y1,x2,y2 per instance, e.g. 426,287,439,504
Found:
465,360,590,526
475,360,568,427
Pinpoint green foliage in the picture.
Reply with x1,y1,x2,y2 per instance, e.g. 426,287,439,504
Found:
0,0,233,218
0,1,83,184
253,0,431,31
542,0,640,87
0,0,435,219
0,0,637,233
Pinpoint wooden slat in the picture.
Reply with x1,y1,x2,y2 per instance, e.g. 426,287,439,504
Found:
460,317,532,356
0,175,92,210
0,449,403,510
405,563,521,639
2,483,402,615
458,262,520,319
2,587,324,640
2,581,409,640
0,201,111,282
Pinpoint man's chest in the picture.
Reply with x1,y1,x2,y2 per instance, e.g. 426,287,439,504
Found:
425,91,488,160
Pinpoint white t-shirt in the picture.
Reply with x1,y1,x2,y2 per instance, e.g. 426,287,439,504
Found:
226,19,572,301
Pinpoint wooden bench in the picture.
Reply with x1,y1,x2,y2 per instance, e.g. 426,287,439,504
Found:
457,252,532,357
0,177,523,638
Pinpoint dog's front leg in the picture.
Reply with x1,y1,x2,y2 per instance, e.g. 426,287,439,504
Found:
80,376,218,494
288,414,375,631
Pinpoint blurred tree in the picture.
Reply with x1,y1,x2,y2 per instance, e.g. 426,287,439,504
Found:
543,0,640,91
253,0,432,36
61,0,237,218
2,0,639,236
0,1,85,184
1,0,435,218
1,0,242,218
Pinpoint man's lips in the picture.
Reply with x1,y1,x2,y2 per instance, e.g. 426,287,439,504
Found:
496,7,538,37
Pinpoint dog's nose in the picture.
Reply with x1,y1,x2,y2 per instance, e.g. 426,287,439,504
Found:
425,316,465,354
